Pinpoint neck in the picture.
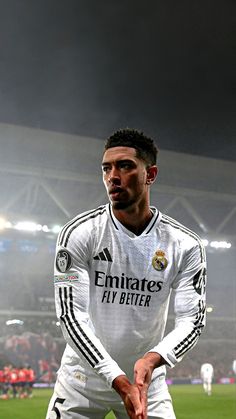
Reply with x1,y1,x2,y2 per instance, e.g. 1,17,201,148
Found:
112,204,153,235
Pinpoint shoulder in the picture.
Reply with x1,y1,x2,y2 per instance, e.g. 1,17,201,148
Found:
57,205,107,248
159,212,203,246
159,213,206,264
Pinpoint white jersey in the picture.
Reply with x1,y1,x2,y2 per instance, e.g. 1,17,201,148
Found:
201,363,214,379
233,360,236,375
54,204,207,388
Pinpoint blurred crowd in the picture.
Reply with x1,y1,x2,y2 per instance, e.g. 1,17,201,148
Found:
0,364,35,399
0,332,62,386
0,327,235,387
167,340,236,381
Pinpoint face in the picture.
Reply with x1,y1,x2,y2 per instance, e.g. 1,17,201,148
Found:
102,146,151,210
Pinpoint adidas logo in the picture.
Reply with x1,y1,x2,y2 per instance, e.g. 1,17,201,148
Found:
93,248,112,262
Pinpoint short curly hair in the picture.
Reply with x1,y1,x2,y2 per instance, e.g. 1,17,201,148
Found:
104,128,158,166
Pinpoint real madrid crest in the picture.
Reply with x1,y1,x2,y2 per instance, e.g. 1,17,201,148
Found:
152,249,168,271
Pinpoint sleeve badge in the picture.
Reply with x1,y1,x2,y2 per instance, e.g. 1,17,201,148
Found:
56,249,72,273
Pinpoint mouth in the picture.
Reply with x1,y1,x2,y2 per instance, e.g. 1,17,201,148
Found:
109,188,123,199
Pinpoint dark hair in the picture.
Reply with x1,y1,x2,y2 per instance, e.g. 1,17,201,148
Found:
104,128,158,166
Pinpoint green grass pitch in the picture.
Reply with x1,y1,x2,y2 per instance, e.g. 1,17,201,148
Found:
0,384,235,418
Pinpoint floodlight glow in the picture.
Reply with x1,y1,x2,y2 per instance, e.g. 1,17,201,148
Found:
0,217,8,230
5,221,12,228
210,241,231,249
15,221,39,232
42,224,49,232
52,225,61,234
206,306,213,313
202,239,209,247
6,319,24,326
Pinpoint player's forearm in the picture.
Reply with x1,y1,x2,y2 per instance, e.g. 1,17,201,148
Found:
151,316,204,367
59,319,125,387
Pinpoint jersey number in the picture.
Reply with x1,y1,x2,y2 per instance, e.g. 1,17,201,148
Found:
51,397,65,419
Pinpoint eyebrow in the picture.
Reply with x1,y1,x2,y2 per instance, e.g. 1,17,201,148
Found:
101,158,135,166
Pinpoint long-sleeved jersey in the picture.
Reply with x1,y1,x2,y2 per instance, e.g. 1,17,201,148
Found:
201,363,214,379
54,204,207,388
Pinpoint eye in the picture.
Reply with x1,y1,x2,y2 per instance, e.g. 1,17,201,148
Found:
119,162,132,169
102,165,110,173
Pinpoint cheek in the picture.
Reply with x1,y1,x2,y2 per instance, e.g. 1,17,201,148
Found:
129,174,145,190
103,177,109,189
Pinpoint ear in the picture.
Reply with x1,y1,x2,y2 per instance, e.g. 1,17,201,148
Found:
146,165,158,184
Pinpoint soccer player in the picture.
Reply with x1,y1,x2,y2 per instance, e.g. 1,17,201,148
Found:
25,365,36,398
46,129,207,419
200,363,214,395
232,360,236,376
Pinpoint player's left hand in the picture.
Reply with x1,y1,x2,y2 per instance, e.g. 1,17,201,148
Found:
133,358,152,418
134,352,166,418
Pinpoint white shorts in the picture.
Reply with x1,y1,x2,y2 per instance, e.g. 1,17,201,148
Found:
202,376,212,385
46,367,176,419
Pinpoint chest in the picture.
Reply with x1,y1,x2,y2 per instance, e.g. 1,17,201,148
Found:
89,227,180,286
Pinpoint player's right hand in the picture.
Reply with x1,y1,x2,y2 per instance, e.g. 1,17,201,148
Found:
112,375,145,418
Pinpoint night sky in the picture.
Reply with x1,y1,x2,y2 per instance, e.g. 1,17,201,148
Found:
0,0,235,160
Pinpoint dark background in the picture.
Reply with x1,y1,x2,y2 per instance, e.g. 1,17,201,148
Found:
0,0,235,160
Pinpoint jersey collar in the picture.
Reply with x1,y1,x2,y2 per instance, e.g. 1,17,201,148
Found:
107,204,160,237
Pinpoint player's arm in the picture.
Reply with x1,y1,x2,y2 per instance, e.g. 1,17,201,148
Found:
147,239,207,368
54,230,125,388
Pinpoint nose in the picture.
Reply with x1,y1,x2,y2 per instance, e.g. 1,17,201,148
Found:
108,166,120,184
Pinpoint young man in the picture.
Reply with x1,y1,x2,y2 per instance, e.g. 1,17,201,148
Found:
46,129,207,419
200,363,214,396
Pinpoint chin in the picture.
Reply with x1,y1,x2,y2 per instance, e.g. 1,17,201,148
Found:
111,201,129,210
